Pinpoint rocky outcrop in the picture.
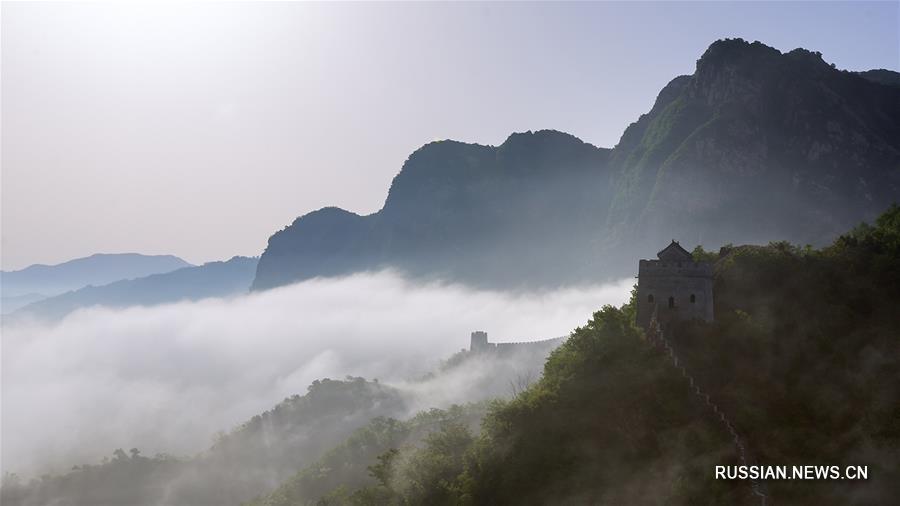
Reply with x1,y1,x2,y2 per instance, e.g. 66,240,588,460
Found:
253,39,900,291
607,39,900,251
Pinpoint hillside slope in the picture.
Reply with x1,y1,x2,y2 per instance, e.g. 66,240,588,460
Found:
249,205,900,505
0,378,409,506
0,335,565,506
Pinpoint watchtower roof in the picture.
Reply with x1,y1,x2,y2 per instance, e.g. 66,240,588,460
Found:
657,240,693,262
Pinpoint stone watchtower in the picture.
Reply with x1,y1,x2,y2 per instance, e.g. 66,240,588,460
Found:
470,331,490,352
636,240,714,330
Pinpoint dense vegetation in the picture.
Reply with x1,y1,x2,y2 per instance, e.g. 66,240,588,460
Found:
6,209,899,505
1,377,409,506
251,308,738,505
1,346,552,506
249,206,900,505
246,404,490,506
8,208,898,505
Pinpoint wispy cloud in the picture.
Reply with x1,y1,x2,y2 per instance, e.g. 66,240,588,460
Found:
1,270,632,476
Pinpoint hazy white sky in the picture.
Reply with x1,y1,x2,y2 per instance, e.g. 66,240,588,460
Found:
2,1,898,270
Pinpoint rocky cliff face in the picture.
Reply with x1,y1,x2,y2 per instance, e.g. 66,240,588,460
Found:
253,39,900,290
608,39,900,251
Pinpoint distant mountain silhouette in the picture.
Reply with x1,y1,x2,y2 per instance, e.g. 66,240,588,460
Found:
253,130,610,289
252,38,900,290
13,256,257,320
1,253,191,313
0,293,46,315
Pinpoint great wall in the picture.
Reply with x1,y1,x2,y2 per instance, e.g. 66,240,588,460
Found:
468,330,567,354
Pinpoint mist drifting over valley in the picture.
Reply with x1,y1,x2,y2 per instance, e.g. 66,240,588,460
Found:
1,271,632,478
3,1,899,504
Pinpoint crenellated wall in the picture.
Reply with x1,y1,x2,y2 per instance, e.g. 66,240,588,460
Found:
469,331,566,354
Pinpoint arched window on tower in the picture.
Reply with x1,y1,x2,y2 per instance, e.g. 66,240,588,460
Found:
690,294,696,303
668,296,675,309
647,294,655,304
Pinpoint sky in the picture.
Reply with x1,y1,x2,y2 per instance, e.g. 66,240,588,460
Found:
2,1,898,270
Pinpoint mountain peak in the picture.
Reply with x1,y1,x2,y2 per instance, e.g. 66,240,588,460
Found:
253,38,900,292
499,129,590,149
695,38,838,81
697,38,780,66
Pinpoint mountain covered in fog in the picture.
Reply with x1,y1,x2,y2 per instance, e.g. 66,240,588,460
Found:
253,39,900,291
1,253,191,314
0,341,556,506
0,377,409,506
7,207,900,505
251,205,900,505
12,256,258,320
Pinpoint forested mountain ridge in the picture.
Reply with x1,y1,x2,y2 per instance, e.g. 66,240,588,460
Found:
0,325,561,506
8,207,898,506
0,378,410,506
253,38,900,291
247,205,900,506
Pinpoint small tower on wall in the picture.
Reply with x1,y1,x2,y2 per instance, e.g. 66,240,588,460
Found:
470,331,490,352
636,240,714,330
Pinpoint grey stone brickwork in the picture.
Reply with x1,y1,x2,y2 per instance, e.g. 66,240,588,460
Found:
636,240,714,330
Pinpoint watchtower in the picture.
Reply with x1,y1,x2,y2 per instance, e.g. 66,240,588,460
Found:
636,240,714,330
470,331,490,352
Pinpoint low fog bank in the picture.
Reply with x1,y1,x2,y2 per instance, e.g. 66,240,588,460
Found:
1,270,632,477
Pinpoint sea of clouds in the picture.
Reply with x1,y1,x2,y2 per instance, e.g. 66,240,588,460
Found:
1,270,632,477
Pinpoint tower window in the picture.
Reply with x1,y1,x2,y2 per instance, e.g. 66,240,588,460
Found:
647,294,655,304
668,296,675,309
690,294,696,303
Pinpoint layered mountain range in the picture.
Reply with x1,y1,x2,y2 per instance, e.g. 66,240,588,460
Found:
12,256,258,320
252,39,900,290
0,253,191,314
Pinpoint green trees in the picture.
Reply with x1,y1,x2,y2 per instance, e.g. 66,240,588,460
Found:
10,206,900,506
454,305,740,505
257,205,900,505
246,405,487,506
324,304,739,505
